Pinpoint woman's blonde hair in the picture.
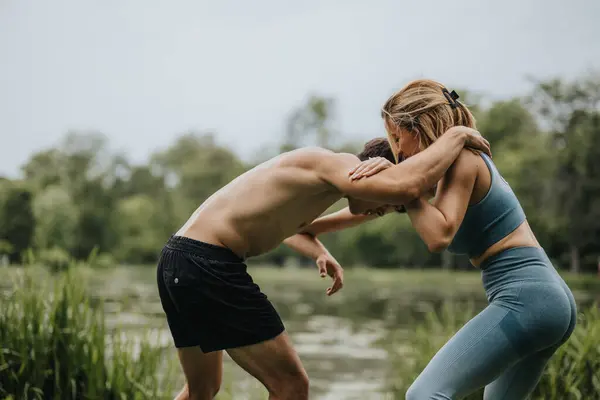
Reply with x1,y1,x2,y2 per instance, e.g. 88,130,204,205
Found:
381,79,476,161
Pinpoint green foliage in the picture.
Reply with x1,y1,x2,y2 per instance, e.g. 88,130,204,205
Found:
0,269,174,399
0,182,35,263
91,252,117,269
527,73,600,272
37,247,72,272
21,149,66,190
387,303,600,399
32,185,78,251
113,195,165,263
152,132,246,223
0,240,14,255
477,98,539,149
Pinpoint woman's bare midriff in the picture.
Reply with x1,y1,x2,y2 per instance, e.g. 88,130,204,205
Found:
470,220,541,268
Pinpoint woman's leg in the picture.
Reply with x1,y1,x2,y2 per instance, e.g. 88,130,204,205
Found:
405,302,523,400
484,277,577,400
406,283,573,400
483,346,554,400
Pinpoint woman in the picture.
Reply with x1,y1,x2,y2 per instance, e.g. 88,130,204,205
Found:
297,79,577,399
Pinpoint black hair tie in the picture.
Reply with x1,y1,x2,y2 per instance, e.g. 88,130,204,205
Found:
442,88,460,108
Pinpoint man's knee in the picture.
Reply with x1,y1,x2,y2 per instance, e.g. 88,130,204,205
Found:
188,379,221,400
269,369,309,400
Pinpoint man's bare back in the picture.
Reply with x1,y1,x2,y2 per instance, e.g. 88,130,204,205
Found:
176,148,345,258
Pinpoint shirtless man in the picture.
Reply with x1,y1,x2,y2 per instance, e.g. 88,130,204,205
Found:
156,126,490,400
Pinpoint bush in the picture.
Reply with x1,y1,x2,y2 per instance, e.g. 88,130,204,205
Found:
37,247,72,272
86,246,116,269
0,239,13,255
0,269,175,399
387,302,600,399
93,253,117,269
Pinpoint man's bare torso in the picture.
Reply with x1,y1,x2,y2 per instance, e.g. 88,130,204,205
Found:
176,148,345,258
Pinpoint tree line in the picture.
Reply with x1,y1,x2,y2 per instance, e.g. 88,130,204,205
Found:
1,73,599,273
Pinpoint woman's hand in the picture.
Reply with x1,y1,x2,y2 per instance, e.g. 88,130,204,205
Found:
348,157,395,181
447,126,491,157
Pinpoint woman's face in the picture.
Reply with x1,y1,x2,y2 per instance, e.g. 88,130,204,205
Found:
385,119,420,160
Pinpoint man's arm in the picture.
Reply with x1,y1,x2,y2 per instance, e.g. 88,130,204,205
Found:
299,207,377,236
283,233,331,259
283,233,344,295
317,127,487,205
298,206,402,236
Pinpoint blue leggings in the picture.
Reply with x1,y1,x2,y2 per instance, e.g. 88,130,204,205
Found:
406,247,577,400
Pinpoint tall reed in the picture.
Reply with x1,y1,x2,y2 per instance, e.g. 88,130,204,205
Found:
0,269,175,399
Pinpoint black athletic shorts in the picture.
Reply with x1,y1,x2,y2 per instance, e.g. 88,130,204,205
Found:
156,235,285,352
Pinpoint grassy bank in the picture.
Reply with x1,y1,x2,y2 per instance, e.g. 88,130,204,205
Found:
0,269,175,400
387,302,600,399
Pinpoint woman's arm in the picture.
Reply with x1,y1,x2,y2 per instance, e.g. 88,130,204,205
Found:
404,151,478,253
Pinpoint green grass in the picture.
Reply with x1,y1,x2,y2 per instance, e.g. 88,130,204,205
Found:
0,268,176,400
387,303,600,400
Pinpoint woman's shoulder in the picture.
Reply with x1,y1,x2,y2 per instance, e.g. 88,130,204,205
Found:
453,149,483,174
441,149,485,191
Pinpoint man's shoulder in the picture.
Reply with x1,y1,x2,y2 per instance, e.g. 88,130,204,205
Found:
285,149,362,193
288,146,333,159
286,147,359,170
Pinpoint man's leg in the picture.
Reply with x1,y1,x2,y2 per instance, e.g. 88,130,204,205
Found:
174,347,223,400
227,331,309,400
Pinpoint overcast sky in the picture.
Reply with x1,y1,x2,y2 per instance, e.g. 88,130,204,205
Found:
1,0,598,177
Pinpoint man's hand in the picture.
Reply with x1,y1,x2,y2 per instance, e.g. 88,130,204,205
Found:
348,157,395,181
447,126,491,157
316,253,344,296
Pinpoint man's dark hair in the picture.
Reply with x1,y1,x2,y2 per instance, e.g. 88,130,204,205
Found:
356,137,407,214
357,137,396,163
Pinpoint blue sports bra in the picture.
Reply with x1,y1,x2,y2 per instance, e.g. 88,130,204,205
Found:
447,153,526,258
